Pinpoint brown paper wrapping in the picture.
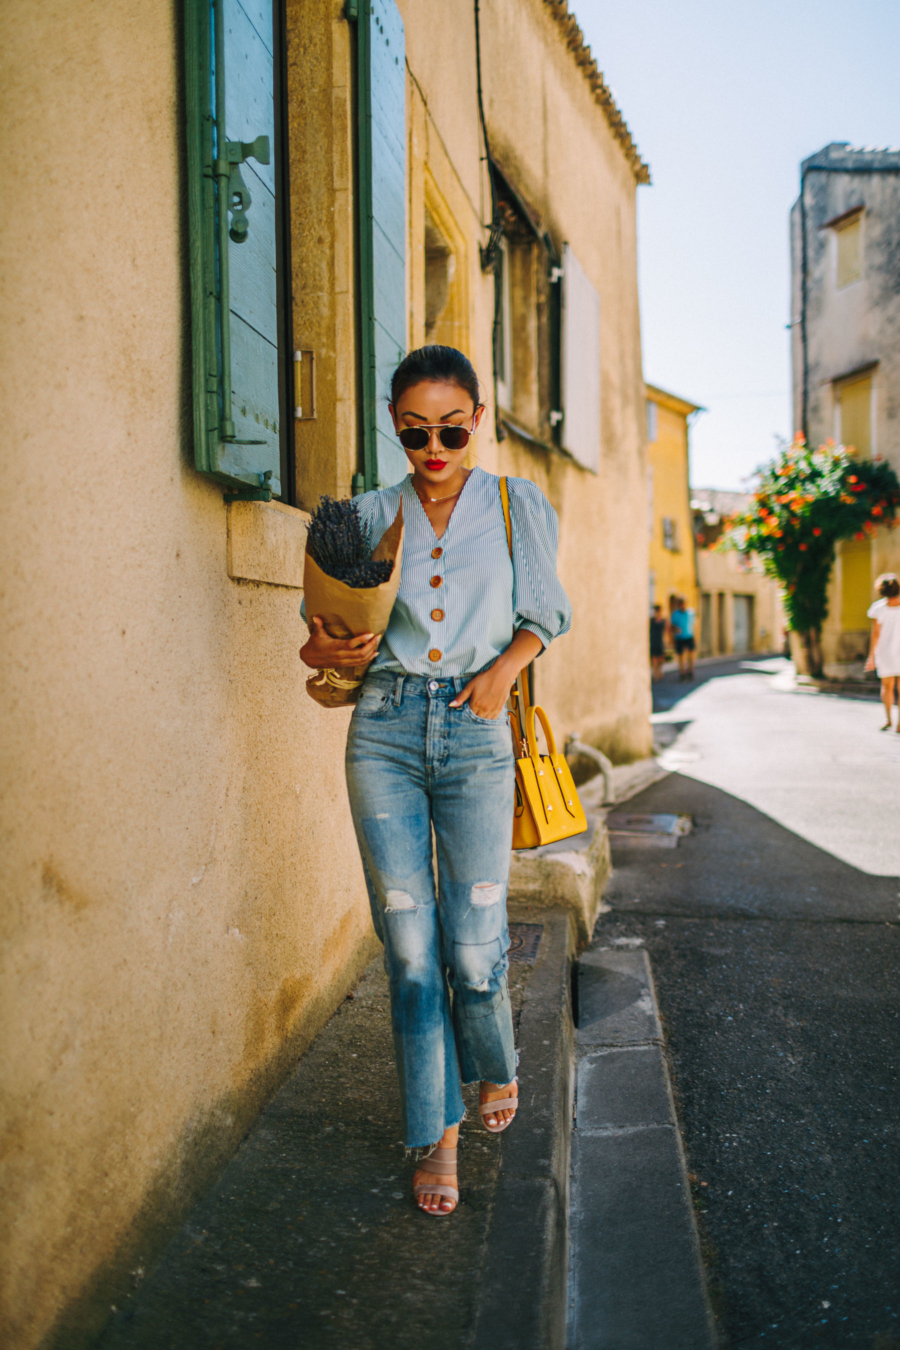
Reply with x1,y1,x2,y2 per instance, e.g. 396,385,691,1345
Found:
302,503,404,707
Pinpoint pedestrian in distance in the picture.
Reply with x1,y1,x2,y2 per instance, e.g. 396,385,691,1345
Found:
300,346,572,1216
865,573,900,732
670,595,696,680
649,603,667,681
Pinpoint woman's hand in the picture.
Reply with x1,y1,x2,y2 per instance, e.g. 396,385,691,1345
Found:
300,615,380,669
450,663,514,720
450,629,544,720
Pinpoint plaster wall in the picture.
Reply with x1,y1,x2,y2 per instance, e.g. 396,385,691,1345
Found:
2,0,652,1343
399,0,653,762
0,4,375,1347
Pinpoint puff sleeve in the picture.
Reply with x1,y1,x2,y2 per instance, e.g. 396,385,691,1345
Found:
507,477,572,651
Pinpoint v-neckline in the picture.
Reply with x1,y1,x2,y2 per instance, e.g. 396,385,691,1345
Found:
407,467,478,542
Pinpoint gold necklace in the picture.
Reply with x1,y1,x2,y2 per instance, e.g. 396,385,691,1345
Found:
418,487,463,504
414,476,466,504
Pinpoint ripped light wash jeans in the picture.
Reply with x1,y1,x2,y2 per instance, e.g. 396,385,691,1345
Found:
345,671,517,1149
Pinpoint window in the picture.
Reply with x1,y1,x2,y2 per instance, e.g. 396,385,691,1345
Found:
488,167,555,445
424,211,454,343
352,0,407,491
560,242,601,472
716,592,727,653
184,0,290,500
646,400,658,443
494,236,514,411
835,213,862,289
835,373,872,454
421,186,467,354
662,517,678,551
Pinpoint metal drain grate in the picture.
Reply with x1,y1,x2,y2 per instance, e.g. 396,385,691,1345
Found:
606,812,692,849
508,922,544,965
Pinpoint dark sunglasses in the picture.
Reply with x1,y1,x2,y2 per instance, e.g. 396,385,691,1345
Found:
396,418,476,452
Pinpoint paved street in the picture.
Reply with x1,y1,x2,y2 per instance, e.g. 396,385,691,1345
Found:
602,657,900,1348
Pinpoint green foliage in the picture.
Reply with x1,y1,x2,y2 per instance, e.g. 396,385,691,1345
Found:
721,436,900,636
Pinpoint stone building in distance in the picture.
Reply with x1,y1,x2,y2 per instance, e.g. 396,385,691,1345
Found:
790,142,900,674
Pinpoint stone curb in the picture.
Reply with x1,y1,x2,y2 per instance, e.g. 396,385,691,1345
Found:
472,906,575,1350
568,947,718,1349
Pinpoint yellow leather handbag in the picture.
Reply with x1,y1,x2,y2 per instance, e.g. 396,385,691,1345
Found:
512,703,588,849
500,477,588,850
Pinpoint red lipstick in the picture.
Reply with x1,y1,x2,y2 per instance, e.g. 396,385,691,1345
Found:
424,459,447,470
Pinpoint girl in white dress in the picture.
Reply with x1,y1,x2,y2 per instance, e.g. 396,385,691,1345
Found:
866,574,900,731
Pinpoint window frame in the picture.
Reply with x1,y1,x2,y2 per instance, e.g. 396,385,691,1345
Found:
183,0,294,502
833,209,863,290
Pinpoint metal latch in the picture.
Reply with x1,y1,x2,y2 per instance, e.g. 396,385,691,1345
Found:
216,135,270,244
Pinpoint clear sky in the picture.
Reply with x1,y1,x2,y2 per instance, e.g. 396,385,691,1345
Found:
573,0,900,490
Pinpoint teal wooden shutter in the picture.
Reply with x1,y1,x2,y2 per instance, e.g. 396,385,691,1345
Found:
185,0,281,498
353,0,407,491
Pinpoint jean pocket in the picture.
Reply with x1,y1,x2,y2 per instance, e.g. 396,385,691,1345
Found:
353,689,390,718
462,704,509,726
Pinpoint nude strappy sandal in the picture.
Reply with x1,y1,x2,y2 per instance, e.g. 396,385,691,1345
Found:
413,1146,459,1216
479,1079,518,1134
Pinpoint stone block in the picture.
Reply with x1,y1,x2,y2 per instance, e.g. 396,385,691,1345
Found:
227,500,310,589
508,814,611,945
577,947,661,1047
569,1128,716,1350
577,1045,673,1131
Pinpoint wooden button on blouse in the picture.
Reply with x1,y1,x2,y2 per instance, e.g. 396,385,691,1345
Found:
431,547,443,559
430,575,443,588
431,608,444,622
428,649,442,662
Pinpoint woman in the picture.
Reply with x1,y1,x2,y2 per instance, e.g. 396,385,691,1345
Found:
300,346,571,1216
865,573,900,731
649,604,667,681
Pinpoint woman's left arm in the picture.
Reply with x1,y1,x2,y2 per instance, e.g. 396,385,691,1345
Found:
450,629,544,720
451,480,571,720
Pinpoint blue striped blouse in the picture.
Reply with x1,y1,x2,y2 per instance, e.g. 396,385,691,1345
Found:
353,467,572,678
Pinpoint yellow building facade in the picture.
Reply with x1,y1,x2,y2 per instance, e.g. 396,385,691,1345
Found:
2,2,653,1345
646,384,701,632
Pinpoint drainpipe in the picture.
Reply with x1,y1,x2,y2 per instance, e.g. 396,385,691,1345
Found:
564,736,615,806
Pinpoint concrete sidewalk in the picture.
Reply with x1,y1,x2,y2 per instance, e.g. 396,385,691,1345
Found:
94,905,574,1350
86,759,719,1350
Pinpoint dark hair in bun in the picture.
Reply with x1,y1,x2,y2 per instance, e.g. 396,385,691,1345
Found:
390,345,481,410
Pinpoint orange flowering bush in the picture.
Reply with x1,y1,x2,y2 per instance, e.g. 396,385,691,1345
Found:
720,436,900,674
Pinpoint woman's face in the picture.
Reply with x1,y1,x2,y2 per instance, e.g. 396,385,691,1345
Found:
389,380,485,487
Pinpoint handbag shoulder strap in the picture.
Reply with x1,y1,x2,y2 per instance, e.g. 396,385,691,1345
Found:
500,475,513,558
500,476,533,741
